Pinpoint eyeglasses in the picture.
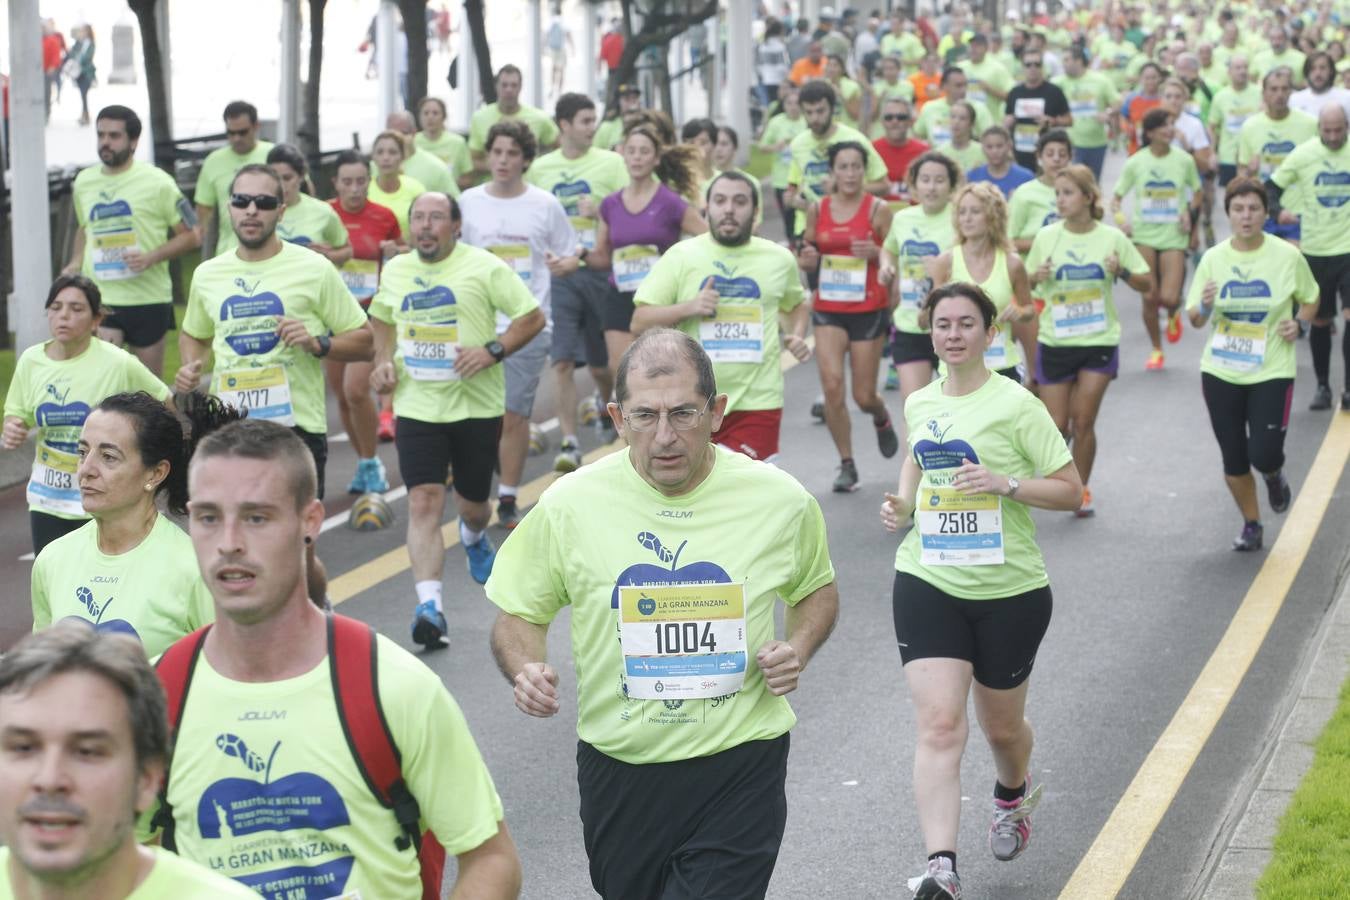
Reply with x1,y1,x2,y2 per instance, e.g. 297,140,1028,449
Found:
225,127,253,138
882,113,912,121
1023,60,1043,68
230,193,281,211
619,397,713,432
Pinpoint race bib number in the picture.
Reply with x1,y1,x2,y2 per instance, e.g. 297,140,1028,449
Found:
778,146,793,166
28,445,83,518
930,122,953,146
618,583,747,700
1210,319,1266,373
969,87,989,106
613,244,660,292
917,487,1005,566
1141,185,1180,224
819,255,868,302
1051,287,1108,338
490,243,533,283
398,323,460,381
339,258,379,302
899,257,932,311
91,228,139,281
570,215,598,251
699,304,764,363
1014,97,1046,119
1224,114,1246,135
1069,97,1097,118
1014,122,1040,154
216,366,296,426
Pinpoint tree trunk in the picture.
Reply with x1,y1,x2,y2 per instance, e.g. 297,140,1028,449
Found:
302,0,327,159
398,0,429,112
126,0,174,172
464,0,496,103
607,0,717,113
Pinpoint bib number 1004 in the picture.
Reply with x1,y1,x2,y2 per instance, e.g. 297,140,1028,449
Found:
937,511,979,534
653,621,718,655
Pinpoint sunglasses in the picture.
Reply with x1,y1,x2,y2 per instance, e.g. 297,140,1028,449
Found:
883,113,912,121
225,127,253,138
1024,60,1043,68
230,193,281,211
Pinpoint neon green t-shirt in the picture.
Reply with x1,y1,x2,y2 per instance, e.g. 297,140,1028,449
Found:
153,637,504,897
594,115,627,152
758,113,809,190
950,246,1021,370
1237,111,1317,180
960,56,1014,120
1096,40,1138,91
468,102,560,153
913,96,993,147
633,235,805,413
895,372,1072,599
1206,83,1263,165
31,515,214,659
1271,136,1350,257
1115,147,1201,251
526,146,629,251
367,173,427,241
1007,177,1060,248
0,846,257,899
786,122,888,230
1054,72,1118,149
182,242,367,434
485,446,835,765
1201,61,1229,90
402,147,457,198
1185,236,1319,384
936,140,987,172
3,338,169,519
414,128,472,178
368,242,540,423
1026,220,1147,348
194,140,275,257
276,193,350,250
881,32,925,69
885,203,955,333
1252,48,1307,84
832,78,865,131
73,161,190,307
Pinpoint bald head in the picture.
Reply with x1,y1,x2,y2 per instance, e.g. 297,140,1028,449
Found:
386,111,417,135
615,329,716,405
1320,103,1347,150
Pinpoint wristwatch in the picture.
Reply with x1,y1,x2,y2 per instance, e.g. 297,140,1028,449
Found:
314,335,332,358
485,340,506,362
1005,476,1021,498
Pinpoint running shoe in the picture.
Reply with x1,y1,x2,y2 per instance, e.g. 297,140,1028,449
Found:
1310,384,1332,410
411,600,448,649
496,496,521,530
1075,486,1095,518
884,365,900,391
346,460,370,494
1264,471,1292,514
833,459,859,493
554,439,582,473
990,779,1043,861
1166,310,1183,343
876,417,900,459
1145,350,1165,371
908,859,962,899
378,408,395,442
464,533,497,584
365,457,389,493
1233,521,1263,552
810,396,826,421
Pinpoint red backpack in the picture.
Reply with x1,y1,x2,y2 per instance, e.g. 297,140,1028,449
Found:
152,614,446,900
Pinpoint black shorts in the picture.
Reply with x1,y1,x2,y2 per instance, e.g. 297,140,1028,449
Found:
1218,163,1239,187
893,571,1052,690
812,307,890,342
101,302,176,348
291,428,328,501
30,511,87,556
394,416,501,502
1201,373,1293,477
1035,343,1120,385
577,734,788,900
604,286,637,332
1304,252,1350,319
891,329,938,367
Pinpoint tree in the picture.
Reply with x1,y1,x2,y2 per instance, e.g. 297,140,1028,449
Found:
463,0,497,103
301,0,327,159
601,0,718,114
126,0,174,171
398,0,430,111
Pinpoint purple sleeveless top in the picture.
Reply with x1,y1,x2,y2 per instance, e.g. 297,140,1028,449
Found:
600,184,689,288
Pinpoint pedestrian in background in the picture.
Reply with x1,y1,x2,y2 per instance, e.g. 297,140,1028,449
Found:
64,24,97,127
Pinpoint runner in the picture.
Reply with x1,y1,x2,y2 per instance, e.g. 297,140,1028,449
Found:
385,110,458,197
588,123,706,376
1119,62,1164,155
414,95,473,189
961,33,1014,123
1054,47,1118,182
934,100,987,172
1003,49,1072,172
914,67,994,150
1207,54,1262,189
632,172,810,462
1291,51,1350,119
525,93,628,473
1268,104,1350,410
32,392,240,658
487,328,839,900
1185,178,1319,551
266,143,351,265
966,126,1034,198
929,182,1037,382
873,95,931,211
174,163,373,607
594,82,642,152
328,148,401,492
1029,164,1153,516
784,80,890,236
193,100,274,259
871,56,918,138
681,117,719,201
1237,68,1312,246
824,53,865,132
0,623,257,898
368,129,428,241
797,141,899,491
1113,108,1202,370
369,192,544,645
1252,23,1306,88
149,419,522,896
3,275,169,555
757,84,809,239
468,64,560,178
1008,129,1072,254
63,104,198,377
879,281,1081,900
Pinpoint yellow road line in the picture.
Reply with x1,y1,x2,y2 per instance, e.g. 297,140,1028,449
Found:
329,337,815,605
1058,413,1350,900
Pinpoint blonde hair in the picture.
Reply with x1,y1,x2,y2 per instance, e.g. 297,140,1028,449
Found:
1054,164,1104,221
951,182,1012,252
371,130,408,160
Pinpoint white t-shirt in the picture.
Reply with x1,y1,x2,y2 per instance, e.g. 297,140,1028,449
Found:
1290,86,1350,121
756,37,790,86
458,183,576,326
1171,111,1211,152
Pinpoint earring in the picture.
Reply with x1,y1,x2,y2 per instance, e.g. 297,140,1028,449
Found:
144,484,154,491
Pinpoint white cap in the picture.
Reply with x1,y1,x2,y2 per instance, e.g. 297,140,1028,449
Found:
821,5,836,19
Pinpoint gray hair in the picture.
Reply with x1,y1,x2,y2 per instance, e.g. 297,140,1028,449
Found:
615,328,717,404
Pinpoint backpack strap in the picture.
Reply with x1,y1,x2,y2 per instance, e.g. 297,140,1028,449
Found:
150,625,212,851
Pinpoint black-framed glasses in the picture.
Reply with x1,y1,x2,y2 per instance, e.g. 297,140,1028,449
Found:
230,193,281,211
883,113,912,121
619,396,713,432
1023,60,1043,68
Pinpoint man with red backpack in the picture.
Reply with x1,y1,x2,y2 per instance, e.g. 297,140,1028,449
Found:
147,419,520,899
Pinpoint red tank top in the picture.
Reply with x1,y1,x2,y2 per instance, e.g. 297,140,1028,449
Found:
814,194,885,313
